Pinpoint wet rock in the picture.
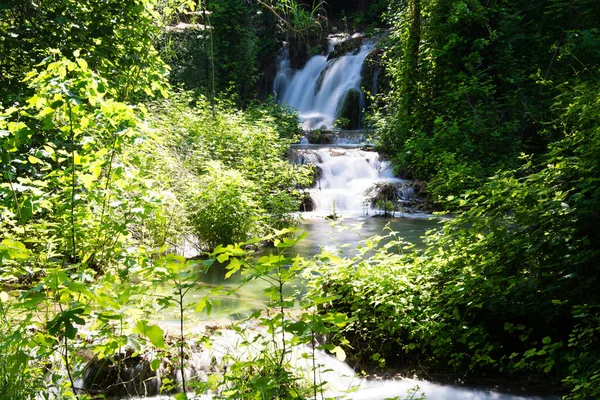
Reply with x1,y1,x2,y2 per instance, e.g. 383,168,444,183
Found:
336,89,362,129
300,194,315,212
306,129,337,144
361,48,386,96
82,354,162,397
327,37,364,60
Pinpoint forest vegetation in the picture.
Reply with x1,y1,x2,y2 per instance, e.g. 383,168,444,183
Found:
0,0,598,399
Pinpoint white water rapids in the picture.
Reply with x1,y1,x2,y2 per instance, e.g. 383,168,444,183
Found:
117,329,557,400
291,145,414,216
276,35,416,216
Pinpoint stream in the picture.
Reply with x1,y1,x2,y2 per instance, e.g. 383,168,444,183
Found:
92,34,560,400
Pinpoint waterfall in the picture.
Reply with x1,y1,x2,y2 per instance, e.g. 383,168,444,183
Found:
276,36,417,216
274,37,374,130
292,146,410,216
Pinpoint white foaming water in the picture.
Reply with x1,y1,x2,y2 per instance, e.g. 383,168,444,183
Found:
293,146,406,216
125,329,557,400
274,38,374,130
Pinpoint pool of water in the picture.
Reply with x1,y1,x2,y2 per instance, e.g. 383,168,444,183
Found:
155,215,440,321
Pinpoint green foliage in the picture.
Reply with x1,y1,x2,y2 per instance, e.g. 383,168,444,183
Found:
0,0,170,104
209,230,353,400
0,292,45,399
208,0,260,105
145,94,311,250
313,73,600,397
159,0,270,105
188,163,259,249
0,53,157,276
376,0,600,206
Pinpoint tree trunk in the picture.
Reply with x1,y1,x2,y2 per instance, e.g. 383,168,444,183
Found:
404,0,421,107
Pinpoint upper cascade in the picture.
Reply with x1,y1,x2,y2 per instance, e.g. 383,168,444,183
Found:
274,35,375,130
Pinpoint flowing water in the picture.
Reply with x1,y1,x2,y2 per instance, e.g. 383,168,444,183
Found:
290,144,418,216
116,328,558,400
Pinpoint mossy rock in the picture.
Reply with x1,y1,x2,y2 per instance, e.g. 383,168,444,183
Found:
360,48,385,95
366,183,400,208
306,129,337,144
309,164,323,188
299,194,315,212
327,37,364,61
336,89,362,129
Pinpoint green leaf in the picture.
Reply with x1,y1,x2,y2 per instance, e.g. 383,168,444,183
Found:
1,239,29,259
225,258,241,279
46,308,86,339
134,320,165,348
542,336,552,345
150,359,161,371
195,297,212,316
332,346,346,362
27,155,43,164
76,58,88,70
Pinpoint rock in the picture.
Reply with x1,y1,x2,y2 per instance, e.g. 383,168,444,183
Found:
82,354,162,397
336,89,362,129
327,36,364,61
361,48,385,96
306,129,337,144
287,34,329,69
300,194,315,212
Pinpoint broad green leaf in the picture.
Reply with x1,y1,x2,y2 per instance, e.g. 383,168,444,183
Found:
195,297,213,316
150,359,161,371
27,155,43,164
134,320,165,348
332,346,346,362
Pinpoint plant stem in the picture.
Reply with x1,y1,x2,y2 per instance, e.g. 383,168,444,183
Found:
68,103,76,262
64,330,79,398
312,311,317,400
179,286,186,394
278,270,286,368
8,179,22,223
206,9,216,116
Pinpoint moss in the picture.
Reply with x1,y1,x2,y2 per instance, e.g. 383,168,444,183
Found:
336,89,362,129
306,129,337,144
327,37,364,61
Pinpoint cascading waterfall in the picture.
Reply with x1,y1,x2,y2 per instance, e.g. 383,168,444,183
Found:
274,36,374,130
227,36,559,400
277,35,412,216
292,146,411,216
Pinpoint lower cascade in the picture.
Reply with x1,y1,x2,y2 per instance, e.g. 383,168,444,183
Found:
79,329,558,400
291,143,415,216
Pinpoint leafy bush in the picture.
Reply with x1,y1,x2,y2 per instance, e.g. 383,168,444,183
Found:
187,162,258,249
0,0,170,103
376,0,600,207
143,94,311,250
311,73,600,396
